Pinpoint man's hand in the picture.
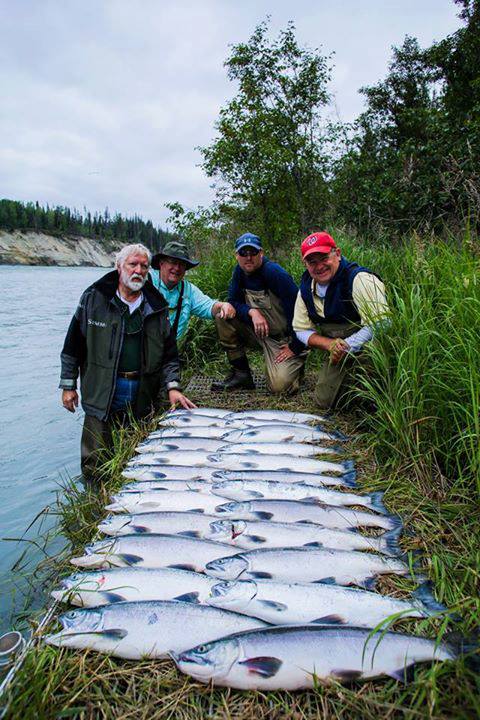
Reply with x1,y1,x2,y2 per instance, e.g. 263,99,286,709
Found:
329,338,350,365
62,389,78,413
168,389,197,410
249,309,269,339
215,302,236,320
274,344,295,364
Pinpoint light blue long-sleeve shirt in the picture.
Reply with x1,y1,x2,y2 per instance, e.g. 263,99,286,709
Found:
151,272,216,340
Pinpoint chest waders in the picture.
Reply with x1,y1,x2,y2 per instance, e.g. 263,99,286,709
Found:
310,320,363,410
213,288,306,395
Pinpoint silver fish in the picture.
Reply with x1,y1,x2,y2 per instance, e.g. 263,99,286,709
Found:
216,442,344,457
206,518,402,555
208,453,354,476
215,500,400,532
127,451,217,467
136,437,227,454
221,425,347,444
45,600,267,660
158,416,228,428
122,465,221,482
226,410,326,425
98,511,229,539
205,546,414,588
51,567,218,607
206,578,446,628
211,480,385,514
166,408,233,419
172,625,455,689
121,480,213,493
212,469,356,488
106,489,225,515
148,426,232,440
70,534,239,571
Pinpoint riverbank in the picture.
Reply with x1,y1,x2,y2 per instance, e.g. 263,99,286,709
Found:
0,230,121,266
3,232,480,718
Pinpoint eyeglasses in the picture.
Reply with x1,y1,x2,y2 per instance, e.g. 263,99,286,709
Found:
237,247,260,257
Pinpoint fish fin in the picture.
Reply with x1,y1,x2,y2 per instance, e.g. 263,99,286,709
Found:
303,497,327,505
253,511,273,520
117,554,143,566
359,576,378,591
178,530,202,538
130,525,148,534
249,571,272,579
245,491,264,499
258,600,288,611
295,519,318,525
332,668,363,681
239,656,283,678
240,462,258,469
387,665,416,683
304,541,323,547
311,614,345,624
187,508,206,514
342,470,356,487
330,445,344,455
313,576,336,584
411,582,448,616
99,592,126,603
370,491,388,516
245,535,266,544
169,563,197,572
380,525,403,556
173,592,200,603
138,502,162,510
103,628,128,639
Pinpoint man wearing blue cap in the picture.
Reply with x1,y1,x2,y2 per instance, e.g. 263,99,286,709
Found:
212,233,307,392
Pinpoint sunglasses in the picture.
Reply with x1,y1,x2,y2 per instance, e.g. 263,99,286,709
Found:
237,247,260,257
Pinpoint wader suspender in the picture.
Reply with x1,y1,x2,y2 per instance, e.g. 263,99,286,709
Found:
172,281,185,337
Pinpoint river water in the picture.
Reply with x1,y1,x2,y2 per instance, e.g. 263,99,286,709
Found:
0,266,105,634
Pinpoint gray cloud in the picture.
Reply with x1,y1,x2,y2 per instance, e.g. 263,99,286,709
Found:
0,0,461,226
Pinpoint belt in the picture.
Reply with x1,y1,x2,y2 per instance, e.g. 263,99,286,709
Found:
117,371,140,379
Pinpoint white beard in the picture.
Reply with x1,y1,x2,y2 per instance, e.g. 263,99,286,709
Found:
120,269,147,291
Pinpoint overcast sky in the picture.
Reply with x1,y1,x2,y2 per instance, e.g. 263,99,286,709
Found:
0,0,462,228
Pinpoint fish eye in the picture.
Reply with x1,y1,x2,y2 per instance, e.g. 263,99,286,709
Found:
196,643,211,654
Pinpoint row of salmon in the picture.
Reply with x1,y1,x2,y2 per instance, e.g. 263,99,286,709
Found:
45,407,459,690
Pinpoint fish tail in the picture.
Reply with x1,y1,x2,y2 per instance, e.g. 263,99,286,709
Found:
444,631,480,670
379,525,403,556
369,491,387,515
329,430,349,442
341,460,356,478
341,470,356,487
411,581,448,617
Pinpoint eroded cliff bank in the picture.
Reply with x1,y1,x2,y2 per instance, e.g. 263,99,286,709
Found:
0,231,122,266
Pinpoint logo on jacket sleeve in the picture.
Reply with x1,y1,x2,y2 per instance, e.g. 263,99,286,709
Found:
88,319,107,327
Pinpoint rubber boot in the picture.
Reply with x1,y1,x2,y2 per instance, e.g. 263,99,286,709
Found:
211,356,255,392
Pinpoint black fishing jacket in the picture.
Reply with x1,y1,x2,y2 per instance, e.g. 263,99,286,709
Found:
59,270,181,421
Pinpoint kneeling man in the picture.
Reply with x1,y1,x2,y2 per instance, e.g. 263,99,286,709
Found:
151,240,235,340
293,232,388,409
212,233,307,393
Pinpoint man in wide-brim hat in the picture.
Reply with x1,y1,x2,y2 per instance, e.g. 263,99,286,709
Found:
151,240,235,340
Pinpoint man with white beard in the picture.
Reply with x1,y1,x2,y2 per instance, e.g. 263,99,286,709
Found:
60,243,195,481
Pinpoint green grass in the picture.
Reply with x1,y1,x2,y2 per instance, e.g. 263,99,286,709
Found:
3,232,480,719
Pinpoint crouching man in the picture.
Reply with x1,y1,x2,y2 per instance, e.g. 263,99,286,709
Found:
151,240,236,340
212,233,307,393
293,232,388,410
60,243,195,481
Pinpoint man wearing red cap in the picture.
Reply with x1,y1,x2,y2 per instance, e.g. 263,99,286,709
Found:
293,232,388,409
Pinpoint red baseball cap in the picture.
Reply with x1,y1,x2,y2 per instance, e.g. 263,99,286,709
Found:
301,232,337,259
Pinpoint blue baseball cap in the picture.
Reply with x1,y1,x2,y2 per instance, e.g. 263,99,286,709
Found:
235,233,262,252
